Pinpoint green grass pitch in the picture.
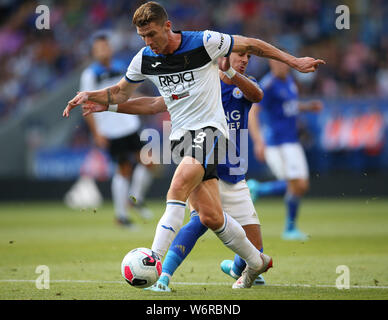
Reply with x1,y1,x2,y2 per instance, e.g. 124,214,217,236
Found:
0,198,387,300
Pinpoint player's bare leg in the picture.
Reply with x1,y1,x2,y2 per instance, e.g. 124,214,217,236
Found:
151,156,204,259
167,156,205,201
244,224,262,249
189,178,271,287
112,161,133,226
245,225,266,285
188,178,224,230
283,178,309,240
288,178,309,197
129,152,155,220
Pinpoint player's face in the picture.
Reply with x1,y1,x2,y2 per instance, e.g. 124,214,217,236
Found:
137,21,170,54
92,39,112,62
230,52,250,74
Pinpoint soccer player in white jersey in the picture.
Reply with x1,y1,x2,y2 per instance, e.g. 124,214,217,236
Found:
64,1,325,288
65,32,154,227
68,52,267,291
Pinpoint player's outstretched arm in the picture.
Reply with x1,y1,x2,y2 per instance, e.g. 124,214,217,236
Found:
232,35,325,73
63,77,140,117
118,96,167,115
79,96,167,117
218,57,263,103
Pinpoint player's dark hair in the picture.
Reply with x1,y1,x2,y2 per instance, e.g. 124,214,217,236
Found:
132,1,168,27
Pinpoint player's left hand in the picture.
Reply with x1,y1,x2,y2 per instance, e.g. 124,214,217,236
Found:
294,57,325,73
81,101,109,116
218,56,231,72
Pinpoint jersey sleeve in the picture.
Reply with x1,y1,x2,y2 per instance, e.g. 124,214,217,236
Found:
203,30,234,60
79,68,96,91
125,48,146,83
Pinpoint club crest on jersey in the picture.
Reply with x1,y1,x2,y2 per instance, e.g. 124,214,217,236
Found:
232,87,243,99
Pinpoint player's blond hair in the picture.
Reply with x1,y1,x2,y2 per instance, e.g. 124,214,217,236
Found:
132,1,168,27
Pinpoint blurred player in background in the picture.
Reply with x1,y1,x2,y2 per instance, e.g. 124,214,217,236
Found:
248,59,323,241
64,31,154,226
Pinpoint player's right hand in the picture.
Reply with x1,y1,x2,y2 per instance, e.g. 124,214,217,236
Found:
63,91,89,118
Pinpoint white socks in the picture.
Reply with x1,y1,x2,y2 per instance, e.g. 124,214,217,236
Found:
214,212,262,270
111,173,130,220
130,164,153,204
151,200,186,258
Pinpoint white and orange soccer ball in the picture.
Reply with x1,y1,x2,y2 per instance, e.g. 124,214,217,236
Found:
121,248,162,288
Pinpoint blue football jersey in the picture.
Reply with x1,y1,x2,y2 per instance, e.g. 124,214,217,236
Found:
258,72,299,146
217,77,256,184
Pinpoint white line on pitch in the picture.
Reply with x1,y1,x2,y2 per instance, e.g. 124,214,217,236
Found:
173,282,388,290
1,279,387,289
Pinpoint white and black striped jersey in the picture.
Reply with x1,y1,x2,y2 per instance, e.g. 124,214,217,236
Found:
125,30,234,140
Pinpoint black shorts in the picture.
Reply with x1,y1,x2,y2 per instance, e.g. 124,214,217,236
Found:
108,131,145,164
170,127,227,181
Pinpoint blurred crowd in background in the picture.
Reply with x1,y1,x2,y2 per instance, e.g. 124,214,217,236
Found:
1,0,388,121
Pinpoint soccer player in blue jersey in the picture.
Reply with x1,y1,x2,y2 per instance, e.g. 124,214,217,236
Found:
64,1,324,288
248,59,323,241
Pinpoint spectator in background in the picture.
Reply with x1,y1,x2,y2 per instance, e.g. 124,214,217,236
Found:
1,0,388,121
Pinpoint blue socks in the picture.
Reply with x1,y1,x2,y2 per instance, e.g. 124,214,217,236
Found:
232,255,246,276
161,210,267,281
285,193,301,231
232,247,263,276
161,212,208,282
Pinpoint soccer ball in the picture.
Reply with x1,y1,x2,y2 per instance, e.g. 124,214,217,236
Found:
121,248,162,288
